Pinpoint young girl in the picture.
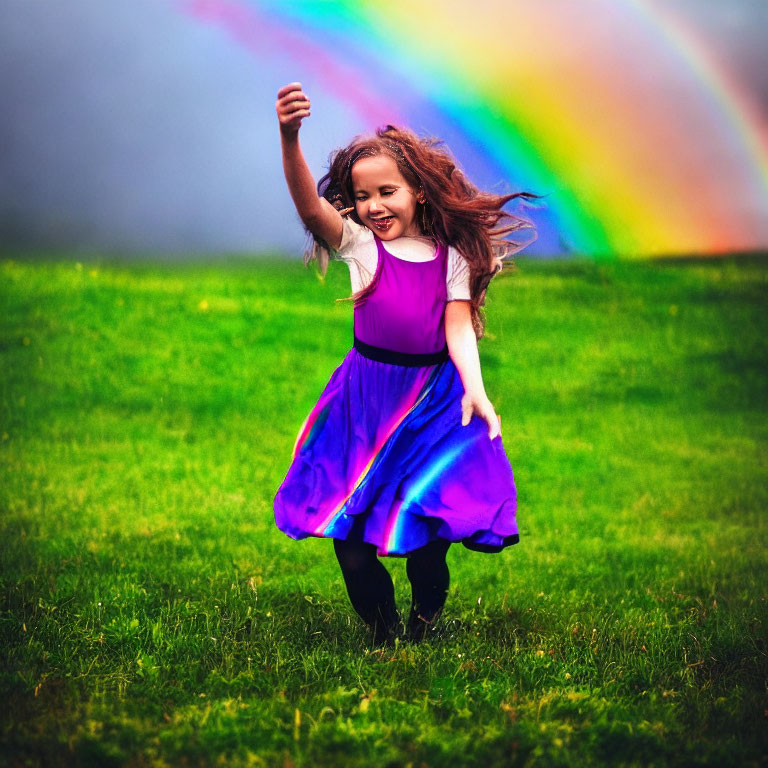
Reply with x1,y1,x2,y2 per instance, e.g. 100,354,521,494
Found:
273,82,533,645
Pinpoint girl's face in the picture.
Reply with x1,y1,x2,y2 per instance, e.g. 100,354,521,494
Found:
351,154,421,240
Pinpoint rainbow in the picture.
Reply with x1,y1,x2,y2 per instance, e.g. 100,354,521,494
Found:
180,0,768,257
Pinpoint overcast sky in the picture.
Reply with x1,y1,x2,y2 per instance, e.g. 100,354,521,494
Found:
1,0,766,257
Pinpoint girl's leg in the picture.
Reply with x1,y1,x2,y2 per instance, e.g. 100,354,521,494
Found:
406,539,450,640
333,538,400,644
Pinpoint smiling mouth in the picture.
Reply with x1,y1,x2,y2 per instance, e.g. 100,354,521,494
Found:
369,216,394,231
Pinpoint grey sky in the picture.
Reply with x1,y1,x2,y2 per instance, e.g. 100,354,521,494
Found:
1,0,766,257
0,0,363,255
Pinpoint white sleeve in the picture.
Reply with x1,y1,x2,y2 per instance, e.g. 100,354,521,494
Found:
446,247,471,301
333,217,363,259
332,218,378,293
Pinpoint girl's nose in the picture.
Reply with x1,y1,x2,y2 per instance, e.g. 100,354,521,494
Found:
369,197,383,213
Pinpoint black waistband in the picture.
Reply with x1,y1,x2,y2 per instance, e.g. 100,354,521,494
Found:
353,336,449,367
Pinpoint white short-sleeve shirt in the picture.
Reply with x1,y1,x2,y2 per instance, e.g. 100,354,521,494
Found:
332,218,471,301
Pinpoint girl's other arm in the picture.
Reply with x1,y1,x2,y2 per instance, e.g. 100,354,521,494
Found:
276,82,343,250
445,300,501,440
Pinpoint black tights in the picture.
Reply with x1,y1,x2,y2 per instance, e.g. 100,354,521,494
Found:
333,538,450,641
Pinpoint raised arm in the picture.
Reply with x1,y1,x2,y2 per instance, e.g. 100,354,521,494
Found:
445,300,501,440
276,82,343,250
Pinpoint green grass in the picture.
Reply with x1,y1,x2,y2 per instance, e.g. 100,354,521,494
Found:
1,254,766,767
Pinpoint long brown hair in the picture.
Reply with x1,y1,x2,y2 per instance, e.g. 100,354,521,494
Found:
309,125,536,337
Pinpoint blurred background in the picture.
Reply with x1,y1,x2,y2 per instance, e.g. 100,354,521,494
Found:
1,0,767,258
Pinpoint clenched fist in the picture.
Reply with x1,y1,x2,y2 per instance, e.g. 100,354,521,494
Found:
276,82,311,137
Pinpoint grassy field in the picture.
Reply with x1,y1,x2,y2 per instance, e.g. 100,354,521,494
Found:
1,254,766,767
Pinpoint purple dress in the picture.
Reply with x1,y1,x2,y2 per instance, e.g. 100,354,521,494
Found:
274,235,518,556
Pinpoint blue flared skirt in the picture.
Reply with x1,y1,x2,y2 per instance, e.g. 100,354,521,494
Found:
274,347,519,556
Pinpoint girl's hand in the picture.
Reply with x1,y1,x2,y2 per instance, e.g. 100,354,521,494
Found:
461,391,501,440
276,82,311,137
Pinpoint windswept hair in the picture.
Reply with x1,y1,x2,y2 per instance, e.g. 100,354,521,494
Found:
308,125,537,337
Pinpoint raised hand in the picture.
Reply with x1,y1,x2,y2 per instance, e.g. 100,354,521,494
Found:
276,82,311,137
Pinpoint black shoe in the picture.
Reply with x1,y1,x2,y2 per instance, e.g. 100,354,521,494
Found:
406,607,443,642
368,604,402,647
370,621,401,647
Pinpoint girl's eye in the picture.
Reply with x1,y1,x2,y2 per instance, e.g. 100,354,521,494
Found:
355,196,367,202
382,190,394,196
